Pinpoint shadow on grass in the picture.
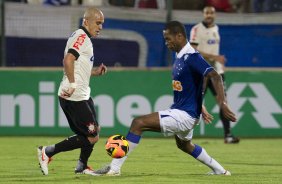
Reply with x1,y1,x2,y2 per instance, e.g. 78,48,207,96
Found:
225,162,282,167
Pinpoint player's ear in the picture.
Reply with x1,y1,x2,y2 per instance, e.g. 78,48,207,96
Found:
84,19,89,26
176,33,183,40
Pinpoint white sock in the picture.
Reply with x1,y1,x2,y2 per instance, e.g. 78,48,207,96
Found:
110,141,138,172
192,144,225,174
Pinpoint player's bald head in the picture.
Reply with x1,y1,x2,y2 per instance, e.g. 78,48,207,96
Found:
83,7,104,20
82,7,104,37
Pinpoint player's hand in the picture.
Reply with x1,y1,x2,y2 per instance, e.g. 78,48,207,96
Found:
220,102,237,122
95,63,107,76
215,55,226,64
201,105,213,124
60,87,75,99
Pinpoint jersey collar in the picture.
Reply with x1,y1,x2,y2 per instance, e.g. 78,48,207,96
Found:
176,42,196,58
80,26,91,38
202,21,215,28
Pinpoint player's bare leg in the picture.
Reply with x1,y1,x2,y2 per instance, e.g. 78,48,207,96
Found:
129,112,161,134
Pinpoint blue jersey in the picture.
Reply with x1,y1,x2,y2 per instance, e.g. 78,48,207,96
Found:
171,43,213,119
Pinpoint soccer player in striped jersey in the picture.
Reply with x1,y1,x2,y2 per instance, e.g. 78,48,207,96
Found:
190,6,239,144
92,21,236,176
37,7,107,175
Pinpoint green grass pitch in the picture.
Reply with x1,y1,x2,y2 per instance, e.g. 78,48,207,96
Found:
0,136,282,184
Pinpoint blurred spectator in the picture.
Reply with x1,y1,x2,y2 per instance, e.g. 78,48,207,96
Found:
272,0,282,12
251,0,272,12
173,0,205,10
108,0,135,7
81,0,103,6
6,0,27,2
43,0,70,6
134,0,166,9
229,0,251,13
136,0,157,8
206,0,234,12
251,0,282,12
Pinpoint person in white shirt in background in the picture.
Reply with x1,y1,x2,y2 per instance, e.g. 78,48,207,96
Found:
190,6,240,144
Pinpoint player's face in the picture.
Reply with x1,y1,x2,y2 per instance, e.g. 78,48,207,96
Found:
86,12,104,38
203,7,215,26
163,30,180,52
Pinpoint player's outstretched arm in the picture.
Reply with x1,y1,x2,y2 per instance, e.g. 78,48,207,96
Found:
191,43,226,64
206,70,237,122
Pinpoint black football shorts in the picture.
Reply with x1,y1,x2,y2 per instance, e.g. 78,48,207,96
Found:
59,97,99,137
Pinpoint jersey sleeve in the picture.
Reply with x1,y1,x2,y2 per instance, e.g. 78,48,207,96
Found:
189,26,200,45
67,31,88,60
188,53,213,76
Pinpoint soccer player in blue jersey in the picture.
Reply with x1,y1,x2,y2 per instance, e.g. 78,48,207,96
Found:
93,20,237,176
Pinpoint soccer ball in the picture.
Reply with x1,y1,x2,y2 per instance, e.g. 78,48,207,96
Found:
105,135,129,158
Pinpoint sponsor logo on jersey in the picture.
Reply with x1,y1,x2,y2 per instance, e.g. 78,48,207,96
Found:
70,31,76,37
90,55,94,62
73,34,87,50
207,39,217,44
172,80,183,91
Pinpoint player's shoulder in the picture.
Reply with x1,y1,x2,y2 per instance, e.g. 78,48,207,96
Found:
67,29,80,41
70,28,86,37
187,52,201,58
183,52,201,62
209,24,219,31
67,28,91,48
191,22,202,30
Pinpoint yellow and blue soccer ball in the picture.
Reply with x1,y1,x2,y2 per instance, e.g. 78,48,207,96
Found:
105,135,129,158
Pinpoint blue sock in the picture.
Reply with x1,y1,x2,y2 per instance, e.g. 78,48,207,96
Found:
191,144,202,158
126,132,141,144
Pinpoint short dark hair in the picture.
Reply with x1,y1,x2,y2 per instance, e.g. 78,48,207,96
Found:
164,21,187,39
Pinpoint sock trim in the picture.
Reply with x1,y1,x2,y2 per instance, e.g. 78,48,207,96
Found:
191,144,202,158
126,132,141,144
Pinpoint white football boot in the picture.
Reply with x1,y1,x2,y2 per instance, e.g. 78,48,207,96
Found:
207,170,231,176
37,146,52,175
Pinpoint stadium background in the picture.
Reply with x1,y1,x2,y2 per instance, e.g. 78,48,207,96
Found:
0,1,282,137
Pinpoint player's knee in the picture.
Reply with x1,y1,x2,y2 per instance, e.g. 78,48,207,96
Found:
87,135,99,144
175,139,193,154
176,142,187,153
130,117,145,132
176,141,184,151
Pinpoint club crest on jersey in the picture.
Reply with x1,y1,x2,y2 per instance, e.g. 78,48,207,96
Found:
73,34,86,50
86,122,96,134
172,80,183,91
